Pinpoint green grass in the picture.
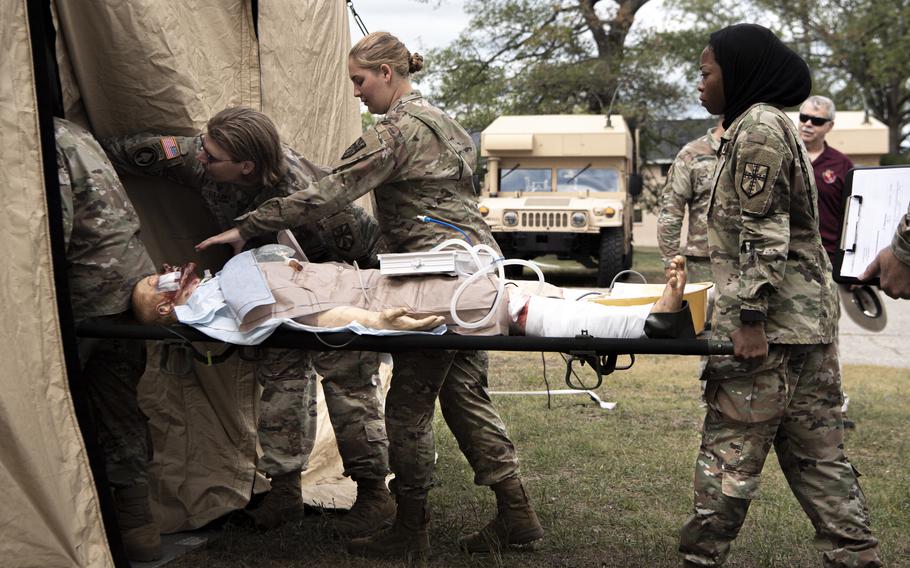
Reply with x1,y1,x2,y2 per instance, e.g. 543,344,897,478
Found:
167,356,910,567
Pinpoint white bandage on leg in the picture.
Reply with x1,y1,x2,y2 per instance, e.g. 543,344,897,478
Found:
523,297,652,339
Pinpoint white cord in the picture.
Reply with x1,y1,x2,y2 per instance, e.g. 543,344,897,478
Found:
352,260,373,309
430,240,547,329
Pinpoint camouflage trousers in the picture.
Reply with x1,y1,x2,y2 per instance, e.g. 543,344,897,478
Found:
256,347,318,476
687,255,714,284
314,350,389,481
256,348,389,480
79,314,150,489
386,349,519,499
679,342,881,567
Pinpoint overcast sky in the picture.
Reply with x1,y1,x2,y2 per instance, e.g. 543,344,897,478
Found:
347,1,471,55
347,0,681,53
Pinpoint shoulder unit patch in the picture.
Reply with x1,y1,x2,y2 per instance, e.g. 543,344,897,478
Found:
740,162,769,197
132,146,158,167
331,223,354,251
341,137,366,160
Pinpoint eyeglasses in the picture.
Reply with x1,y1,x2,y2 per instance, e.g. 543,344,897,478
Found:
198,134,237,164
798,113,831,127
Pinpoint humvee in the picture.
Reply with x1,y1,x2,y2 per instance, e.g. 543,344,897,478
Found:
478,114,641,286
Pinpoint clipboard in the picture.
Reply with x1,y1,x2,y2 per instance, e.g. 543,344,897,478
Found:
833,165,910,285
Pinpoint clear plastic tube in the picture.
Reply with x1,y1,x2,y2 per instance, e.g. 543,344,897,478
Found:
430,240,547,329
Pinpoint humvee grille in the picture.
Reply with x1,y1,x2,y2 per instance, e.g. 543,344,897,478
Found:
519,211,569,228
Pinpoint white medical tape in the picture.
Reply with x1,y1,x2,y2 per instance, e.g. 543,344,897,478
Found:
507,289,530,322
156,271,182,292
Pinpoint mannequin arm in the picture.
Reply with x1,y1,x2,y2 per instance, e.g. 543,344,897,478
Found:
301,306,445,331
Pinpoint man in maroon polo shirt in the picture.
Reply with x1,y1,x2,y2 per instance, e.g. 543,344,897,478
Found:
799,95,857,427
798,95,854,260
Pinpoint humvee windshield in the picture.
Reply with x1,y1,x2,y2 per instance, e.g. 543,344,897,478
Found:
499,168,550,192
499,167,621,193
556,167,620,192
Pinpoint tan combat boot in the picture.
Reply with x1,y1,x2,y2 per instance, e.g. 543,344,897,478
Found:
332,477,396,538
245,469,305,529
346,495,430,562
459,476,544,553
114,484,161,562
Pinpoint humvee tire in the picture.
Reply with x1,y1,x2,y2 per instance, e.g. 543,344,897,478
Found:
623,243,634,270
597,227,624,287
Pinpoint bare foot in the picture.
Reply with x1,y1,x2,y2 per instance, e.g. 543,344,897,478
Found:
376,307,445,331
651,255,687,314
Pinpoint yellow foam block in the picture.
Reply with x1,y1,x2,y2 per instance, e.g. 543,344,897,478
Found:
590,282,714,335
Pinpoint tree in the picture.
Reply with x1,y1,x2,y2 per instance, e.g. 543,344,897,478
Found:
669,0,910,157
361,110,375,133
418,0,724,213
760,0,910,157
419,0,692,134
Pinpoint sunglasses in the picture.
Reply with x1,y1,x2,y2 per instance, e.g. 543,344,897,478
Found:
197,133,238,163
798,113,831,127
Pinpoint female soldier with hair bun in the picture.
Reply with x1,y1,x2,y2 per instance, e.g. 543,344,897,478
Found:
197,31,544,560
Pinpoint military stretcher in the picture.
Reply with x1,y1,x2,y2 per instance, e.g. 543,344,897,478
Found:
76,321,733,391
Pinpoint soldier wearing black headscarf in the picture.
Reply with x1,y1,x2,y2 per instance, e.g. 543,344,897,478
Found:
679,24,883,568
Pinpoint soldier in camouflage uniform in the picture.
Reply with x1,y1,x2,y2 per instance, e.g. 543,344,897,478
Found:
859,202,910,299
102,108,393,534
657,121,723,283
678,25,882,567
55,117,161,561
197,32,544,560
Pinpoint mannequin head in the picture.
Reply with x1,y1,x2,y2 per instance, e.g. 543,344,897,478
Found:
131,263,200,325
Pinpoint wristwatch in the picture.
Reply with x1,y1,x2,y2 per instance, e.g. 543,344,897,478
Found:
739,309,766,323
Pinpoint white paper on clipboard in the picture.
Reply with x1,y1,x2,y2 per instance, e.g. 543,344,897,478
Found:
839,167,910,278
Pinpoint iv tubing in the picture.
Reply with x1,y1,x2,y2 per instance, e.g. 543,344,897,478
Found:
430,239,546,329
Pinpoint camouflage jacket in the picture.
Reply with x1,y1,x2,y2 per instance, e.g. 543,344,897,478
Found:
101,134,384,266
657,128,720,264
233,90,498,254
892,203,910,266
703,104,839,379
56,118,155,320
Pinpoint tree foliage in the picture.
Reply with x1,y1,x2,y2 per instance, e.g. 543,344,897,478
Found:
668,0,910,157
420,0,909,158
761,0,910,157
419,0,693,133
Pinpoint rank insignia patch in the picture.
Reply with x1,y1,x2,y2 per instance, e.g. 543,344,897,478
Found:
341,137,366,160
740,162,769,197
332,223,355,251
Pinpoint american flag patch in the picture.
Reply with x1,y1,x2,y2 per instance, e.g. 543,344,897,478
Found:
160,136,180,159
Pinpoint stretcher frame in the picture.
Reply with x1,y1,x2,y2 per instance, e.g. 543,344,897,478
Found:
77,321,733,390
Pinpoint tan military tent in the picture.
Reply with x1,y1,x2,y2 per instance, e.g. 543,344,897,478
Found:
1,1,367,565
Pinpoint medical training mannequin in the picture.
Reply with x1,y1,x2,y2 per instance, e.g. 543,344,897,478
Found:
130,251,693,342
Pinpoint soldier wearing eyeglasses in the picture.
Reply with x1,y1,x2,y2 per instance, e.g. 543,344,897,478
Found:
798,95,854,261
101,108,396,536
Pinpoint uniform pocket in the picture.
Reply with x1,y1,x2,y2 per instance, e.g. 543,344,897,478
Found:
364,419,388,443
721,467,761,500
